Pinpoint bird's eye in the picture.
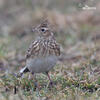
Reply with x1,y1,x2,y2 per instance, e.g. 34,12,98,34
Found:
41,28,46,32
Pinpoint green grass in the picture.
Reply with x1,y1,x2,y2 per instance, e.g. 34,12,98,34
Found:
0,63,100,100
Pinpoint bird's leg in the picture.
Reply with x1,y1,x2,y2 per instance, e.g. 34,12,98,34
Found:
31,73,41,97
46,72,53,85
30,72,40,90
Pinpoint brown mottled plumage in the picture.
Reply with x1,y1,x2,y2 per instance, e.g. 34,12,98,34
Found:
19,19,60,84
26,19,60,58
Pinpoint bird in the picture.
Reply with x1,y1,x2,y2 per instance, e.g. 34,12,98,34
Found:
19,19,60,85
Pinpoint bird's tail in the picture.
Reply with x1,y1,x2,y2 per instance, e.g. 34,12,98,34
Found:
17,66,30,77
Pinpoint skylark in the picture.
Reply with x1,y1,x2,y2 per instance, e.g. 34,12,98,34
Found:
19,19,60,84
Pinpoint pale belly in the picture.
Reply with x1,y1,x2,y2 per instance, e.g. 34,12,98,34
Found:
26,56,58,73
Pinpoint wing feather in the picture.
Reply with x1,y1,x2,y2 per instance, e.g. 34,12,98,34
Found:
26,39,60,59
26,40,40,58
48,41,60,56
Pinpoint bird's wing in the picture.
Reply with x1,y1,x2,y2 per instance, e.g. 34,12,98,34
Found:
26,40,60,59
48,41,60,56
26,40,40,59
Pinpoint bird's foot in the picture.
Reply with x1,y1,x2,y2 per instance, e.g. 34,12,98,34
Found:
49,81,53,86
48,81,55,87
34,81,40,90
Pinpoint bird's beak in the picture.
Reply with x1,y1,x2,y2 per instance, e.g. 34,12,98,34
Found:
31,26,37,32
32,24,41,32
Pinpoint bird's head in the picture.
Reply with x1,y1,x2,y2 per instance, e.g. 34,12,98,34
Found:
32,19,54,39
